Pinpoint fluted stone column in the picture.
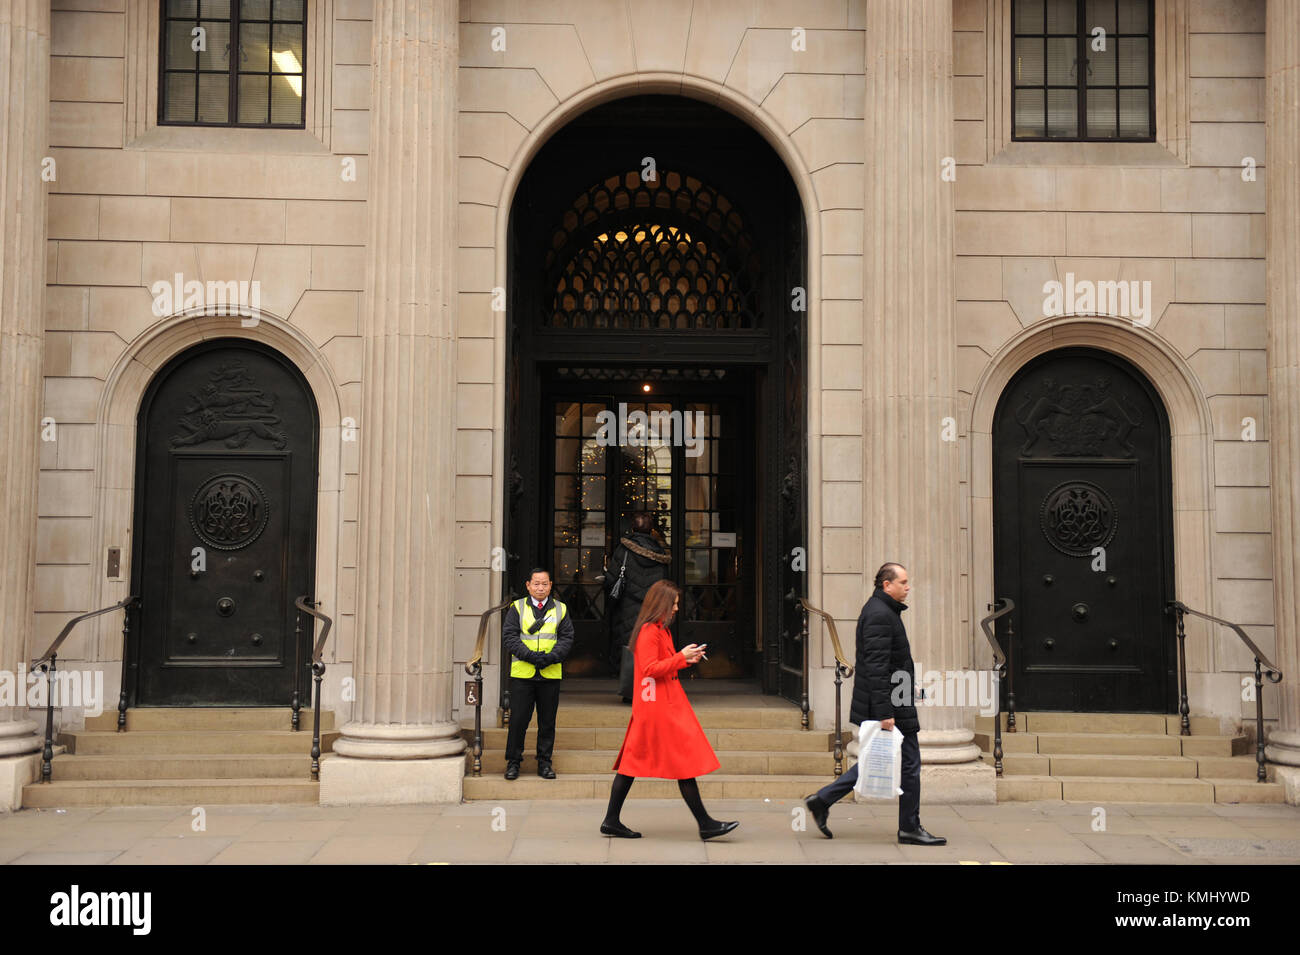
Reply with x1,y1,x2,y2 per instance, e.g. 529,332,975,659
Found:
862,0,982,782
0,0,49,810
319,0,464,805
1264,0,1300,804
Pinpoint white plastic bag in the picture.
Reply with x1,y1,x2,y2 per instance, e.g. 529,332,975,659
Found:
853,720,904,800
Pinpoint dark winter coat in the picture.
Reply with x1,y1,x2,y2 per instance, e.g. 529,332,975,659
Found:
604,533,671,648
848,588,920,734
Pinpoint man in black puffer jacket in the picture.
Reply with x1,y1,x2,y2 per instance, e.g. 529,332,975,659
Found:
803,562,945,845
604,512,671,701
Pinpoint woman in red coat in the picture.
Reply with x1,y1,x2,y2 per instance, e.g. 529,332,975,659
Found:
600,580,739,841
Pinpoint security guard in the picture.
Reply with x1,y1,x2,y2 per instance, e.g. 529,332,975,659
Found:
501,567,575,779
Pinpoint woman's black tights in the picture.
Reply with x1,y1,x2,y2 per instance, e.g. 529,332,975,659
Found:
603,773,718,828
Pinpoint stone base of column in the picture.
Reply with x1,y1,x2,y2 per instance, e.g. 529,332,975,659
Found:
1270,766,1300,807
844,736,997,805
1265,728,1300,768
319,754,464,806
0,751,41,811
918,727,982,764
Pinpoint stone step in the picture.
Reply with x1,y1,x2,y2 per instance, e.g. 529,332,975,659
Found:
21,777,321,808
974,712,1220,736
59,729,339,756
996,775,1286,804
469,749,838,776
539,704,810,729
975,731,1247,757
462,725,842,753
463,773,835,801
85,707,336,733
44,753,313,781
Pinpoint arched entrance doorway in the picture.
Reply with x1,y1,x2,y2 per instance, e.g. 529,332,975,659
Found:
506,95,807,700
128,338,319,706
993,347,1175,712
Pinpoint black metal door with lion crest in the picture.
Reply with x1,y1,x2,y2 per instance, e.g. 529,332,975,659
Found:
993,348,1174,712
130,340,318,706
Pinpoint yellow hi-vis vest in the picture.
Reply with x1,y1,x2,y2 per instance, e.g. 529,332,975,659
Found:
509,598,567,679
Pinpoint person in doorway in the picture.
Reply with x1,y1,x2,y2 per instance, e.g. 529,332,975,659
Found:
600,579,738,841
604,512,671,703
803,562,946,846
501,567,574,780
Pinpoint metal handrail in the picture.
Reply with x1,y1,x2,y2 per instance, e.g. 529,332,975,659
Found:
29,595,138,783
978,598,1015,776
1167,600,1282,782
463,594,517,777
294,596,334,780
789,594,854,776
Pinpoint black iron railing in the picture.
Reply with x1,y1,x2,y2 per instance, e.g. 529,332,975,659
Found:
293,596,333,780
464,594,517,777
1166,600,1283,783
979,598,1016,777
788,593,855,776
30,595,139,783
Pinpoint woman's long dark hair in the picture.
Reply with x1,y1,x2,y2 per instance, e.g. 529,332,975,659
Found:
627,579,681,655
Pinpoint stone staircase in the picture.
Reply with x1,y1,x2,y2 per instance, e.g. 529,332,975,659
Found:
22,708,337,807
462,687,846,800
975,712,1285,803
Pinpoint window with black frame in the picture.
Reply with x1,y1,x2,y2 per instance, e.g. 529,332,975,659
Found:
1012,0,1154,141
160,0,306,127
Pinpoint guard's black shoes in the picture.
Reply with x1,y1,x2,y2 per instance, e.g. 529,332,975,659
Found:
898,826,946,846
804,794,833,839
504,761,520,780
699,820,740,841
537,761,556,779
600,821,641,838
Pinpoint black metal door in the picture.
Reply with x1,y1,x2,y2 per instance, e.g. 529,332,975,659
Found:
130,340,318,706
993,348,1174,712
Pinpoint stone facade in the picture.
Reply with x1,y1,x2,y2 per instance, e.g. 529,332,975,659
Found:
1,0,1297,806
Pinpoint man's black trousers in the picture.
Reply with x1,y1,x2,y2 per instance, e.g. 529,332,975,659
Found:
814,729,921,832
505,676,561,764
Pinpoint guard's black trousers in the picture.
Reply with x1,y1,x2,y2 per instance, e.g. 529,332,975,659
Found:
505,676,561,764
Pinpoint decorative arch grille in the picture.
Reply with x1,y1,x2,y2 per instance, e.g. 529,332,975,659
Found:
544,170,762,330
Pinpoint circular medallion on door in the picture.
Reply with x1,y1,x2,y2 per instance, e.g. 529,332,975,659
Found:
1039,480,1117,557
190,474,270,550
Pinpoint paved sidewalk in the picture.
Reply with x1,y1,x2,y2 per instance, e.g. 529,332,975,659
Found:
2,799,1298,865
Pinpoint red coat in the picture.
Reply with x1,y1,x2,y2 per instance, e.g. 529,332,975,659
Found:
612,622,721,779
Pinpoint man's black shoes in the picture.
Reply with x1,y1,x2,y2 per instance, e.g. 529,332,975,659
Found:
804,794,833,839
699,819,740,841
898,826,946,846
538,761,556,779
504,761,520,780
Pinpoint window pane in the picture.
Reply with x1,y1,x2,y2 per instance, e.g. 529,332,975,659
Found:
1086,0,1116,33
1045,0,1076,32
1119,88,1150,137
1118,37,1148,85
271,74,303,123
240,0,270,17
1047,88,1078,137
274,0,304,19
1046,36,1075,84
1015,0,1044,33
200,0,231,17
164,72,197,121
1118,0,1148,33
1088,41,1116,85
166,20,198,68
241,21,271,71
1087,88,1117,137
1015,88,1046,137
1015,37,1044,85
238,73,269,123
168,0,198,14
272,23,304,73
197,20,229,70
196,72,229,122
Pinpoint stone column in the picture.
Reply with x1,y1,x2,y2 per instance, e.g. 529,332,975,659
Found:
862,0,981,779
1264,0,1300,804
319,0,464,805
0,0,49,810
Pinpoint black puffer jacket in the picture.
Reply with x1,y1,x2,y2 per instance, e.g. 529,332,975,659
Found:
848,588,919,733
604,532,671,648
